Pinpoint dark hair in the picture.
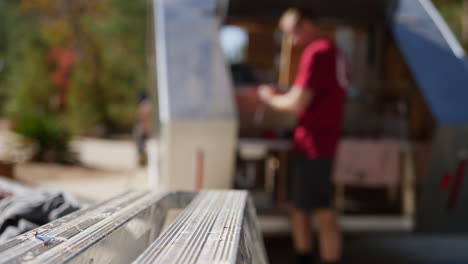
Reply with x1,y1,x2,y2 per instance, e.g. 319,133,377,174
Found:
300,9,318,22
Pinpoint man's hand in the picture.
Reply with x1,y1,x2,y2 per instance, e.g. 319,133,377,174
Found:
258,84,276,104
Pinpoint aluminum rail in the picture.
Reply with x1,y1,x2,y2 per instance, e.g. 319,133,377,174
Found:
0,191,195,264
133,190,268,264
0,190,267,264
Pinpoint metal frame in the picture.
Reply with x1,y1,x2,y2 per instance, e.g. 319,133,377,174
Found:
0,191,195,264
134,191,268,264
0,190,267,264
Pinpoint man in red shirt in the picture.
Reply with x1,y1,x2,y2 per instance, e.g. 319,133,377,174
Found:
259,8,348,264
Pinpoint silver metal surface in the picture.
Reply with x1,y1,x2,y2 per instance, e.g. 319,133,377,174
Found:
133,190,268,264
155,0,236,122
0,190,266,263
149,0,238,192
416,126,468,232
0,191,195,264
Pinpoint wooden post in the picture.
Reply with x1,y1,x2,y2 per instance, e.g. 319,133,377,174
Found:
279,35,293,87
335,184,346,213
278,35,304,88
402,145,415,218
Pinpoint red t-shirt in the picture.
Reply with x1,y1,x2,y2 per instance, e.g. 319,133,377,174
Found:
293,38,348,159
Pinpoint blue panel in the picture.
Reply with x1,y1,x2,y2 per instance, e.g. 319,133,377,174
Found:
392,0,468,124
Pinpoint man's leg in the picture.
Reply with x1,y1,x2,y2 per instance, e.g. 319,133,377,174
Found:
313,209,342,263
289,153,320,263
290,207,313,253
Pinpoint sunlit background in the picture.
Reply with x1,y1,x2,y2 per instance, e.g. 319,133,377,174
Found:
1,0,468,263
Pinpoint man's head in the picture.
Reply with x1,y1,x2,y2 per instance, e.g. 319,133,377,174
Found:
279,8,319,47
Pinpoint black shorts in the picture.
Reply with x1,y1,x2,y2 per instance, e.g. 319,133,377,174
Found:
288,153,335,211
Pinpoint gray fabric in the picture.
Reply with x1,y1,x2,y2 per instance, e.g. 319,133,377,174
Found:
0,178,32,196
0,185,82,242
0,219,37,241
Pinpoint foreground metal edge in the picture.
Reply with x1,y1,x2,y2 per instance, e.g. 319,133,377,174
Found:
133,190,268,264
0,190,196,264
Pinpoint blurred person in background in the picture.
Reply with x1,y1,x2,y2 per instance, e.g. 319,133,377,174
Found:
258,8,348,264
134,91,152,166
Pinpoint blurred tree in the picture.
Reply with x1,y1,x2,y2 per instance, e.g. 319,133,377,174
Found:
0,0,150,135
463,0,468,42
0,2,11,109
433,0,468,51
0,0,75,163
0,1,20,112
0,0,55,117
66,0,149,134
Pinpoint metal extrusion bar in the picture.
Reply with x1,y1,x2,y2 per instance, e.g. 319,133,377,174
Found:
0,191,196,264
0,190,266,264
133,190,268,264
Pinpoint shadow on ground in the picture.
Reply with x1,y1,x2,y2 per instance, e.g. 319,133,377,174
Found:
264,234,468,264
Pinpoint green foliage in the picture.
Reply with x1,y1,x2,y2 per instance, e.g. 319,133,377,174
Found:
0,1,28,114
0,1,75,163
4,38,54,117
66,0,149,133
434,0,467,50
14,113,73,163
0,0,149,135
0,1,55,117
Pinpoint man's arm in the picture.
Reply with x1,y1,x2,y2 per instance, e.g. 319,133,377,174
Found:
259,84,313,113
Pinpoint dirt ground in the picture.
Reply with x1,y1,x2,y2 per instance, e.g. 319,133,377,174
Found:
12,138,148,202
